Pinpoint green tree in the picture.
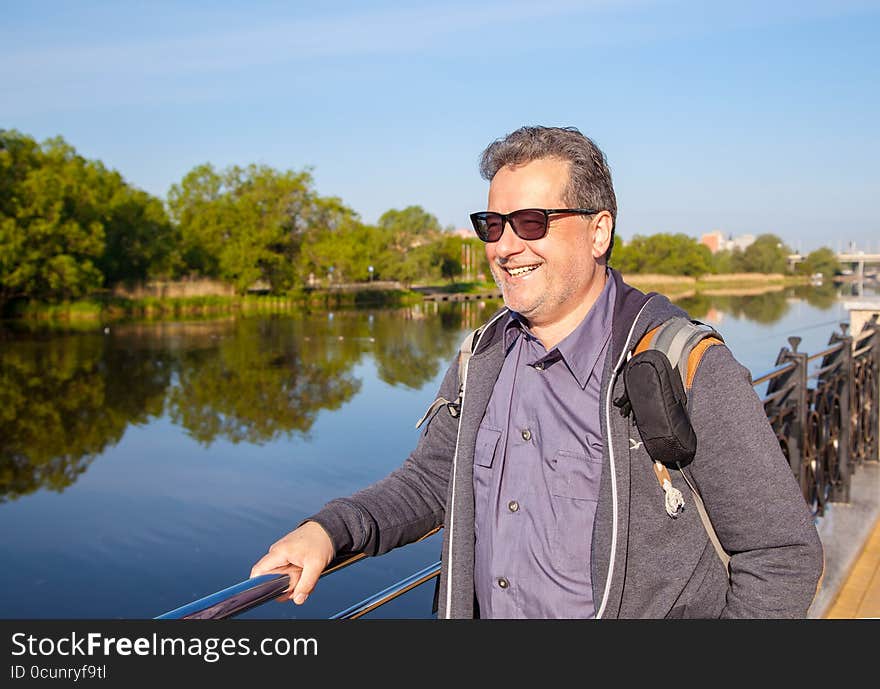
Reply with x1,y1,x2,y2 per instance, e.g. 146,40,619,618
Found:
796,247,840,278
711,248,737,274
377,205,442,253
97,181,179,286
168,163,346,293
166,163,226,277
399,243,439,287
732,234,791,274
375,206,443,283
610,233,713,276
436,235,464,283
298,204,376,285
1,129,174,301
1,132,105,301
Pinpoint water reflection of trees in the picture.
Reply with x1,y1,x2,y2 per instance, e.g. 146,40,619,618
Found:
3,284,837,489
0,334,171,502
18,290,830,501
0,294,666,497
1,306,482,500
168,317,363,445
164,305,477,445
674,291,791,324
789,283,839,310
371,304,465,389
674,284,847,326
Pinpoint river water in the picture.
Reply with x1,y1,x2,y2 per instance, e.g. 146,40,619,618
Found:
0,282,875,619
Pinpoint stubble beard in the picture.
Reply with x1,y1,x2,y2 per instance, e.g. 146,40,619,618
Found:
492,251,597,330
490,261,548,321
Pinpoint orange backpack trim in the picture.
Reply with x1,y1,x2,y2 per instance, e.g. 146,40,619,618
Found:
685,336,723,390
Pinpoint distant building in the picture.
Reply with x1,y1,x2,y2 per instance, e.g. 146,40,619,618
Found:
700,231,725,253
730,234,755,252
700,230,755,253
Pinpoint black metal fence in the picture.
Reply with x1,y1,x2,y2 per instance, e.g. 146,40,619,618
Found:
157,314,880,620
758,314,878,517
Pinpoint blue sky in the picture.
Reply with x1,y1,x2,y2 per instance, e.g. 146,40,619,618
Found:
2,0,877,253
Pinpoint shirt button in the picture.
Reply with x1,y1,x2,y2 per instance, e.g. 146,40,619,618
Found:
534,362,544,371
521,429,531,441
508,500,519,512
497,577,509,589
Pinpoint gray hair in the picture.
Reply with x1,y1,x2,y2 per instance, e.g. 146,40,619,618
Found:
478,125,617,260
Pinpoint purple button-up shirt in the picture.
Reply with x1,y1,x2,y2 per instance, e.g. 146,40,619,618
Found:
473,273,615,618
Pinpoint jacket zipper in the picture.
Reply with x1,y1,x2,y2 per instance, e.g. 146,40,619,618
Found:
595,296,656,619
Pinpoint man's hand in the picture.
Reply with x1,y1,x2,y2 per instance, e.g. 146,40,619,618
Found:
249,521,335,605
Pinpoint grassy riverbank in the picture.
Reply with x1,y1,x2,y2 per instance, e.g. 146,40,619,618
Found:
2,273,811,325
424,272,809,299
623,272,808,298
4,287,423,324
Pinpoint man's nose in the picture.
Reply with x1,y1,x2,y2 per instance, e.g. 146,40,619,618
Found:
493,221,526,258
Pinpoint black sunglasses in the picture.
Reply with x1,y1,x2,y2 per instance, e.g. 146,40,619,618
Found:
469,208,599,243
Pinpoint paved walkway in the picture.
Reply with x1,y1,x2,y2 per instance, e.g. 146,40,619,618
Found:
823,512,880,618
807,461,880,618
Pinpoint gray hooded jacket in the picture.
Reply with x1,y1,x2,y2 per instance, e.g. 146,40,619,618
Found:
309,269,824,618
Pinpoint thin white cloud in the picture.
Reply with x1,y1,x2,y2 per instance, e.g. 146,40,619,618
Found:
0,1,626,80
1,0,874,115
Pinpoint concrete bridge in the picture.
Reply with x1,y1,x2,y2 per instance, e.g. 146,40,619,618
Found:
789,251,880,278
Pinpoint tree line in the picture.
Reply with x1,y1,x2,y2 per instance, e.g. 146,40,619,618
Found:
612,232,841,279
1,129,475,304
1,129,841,304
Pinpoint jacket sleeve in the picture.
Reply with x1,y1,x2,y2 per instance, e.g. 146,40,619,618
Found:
686,344,824,618
305,354,462,559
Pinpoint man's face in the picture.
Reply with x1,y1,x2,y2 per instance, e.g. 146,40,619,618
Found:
485,157,610,331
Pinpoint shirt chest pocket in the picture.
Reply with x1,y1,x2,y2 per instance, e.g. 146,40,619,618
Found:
550,449,602,500
473,426,502,517
474,425,502,468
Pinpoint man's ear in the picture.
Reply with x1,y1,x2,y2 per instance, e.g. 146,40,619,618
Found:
591,211,613,259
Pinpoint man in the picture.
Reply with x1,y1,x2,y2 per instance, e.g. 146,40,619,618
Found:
251,125,824,618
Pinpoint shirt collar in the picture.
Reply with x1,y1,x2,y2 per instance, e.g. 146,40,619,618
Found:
503,311,529,351
502,270,616,389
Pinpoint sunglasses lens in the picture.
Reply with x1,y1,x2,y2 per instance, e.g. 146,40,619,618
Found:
470,210,550,242
509,210,547,240
472,213,504,242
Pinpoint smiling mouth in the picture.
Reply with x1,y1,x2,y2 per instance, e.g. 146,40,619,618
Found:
504,264,540,277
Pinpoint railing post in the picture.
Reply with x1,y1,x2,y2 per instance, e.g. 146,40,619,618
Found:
831,322,852,502
780,336,809,495
870,316,880,462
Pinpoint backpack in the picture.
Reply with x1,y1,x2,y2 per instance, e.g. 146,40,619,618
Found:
615,316,725,473
415,312,730,571
617,317,730,572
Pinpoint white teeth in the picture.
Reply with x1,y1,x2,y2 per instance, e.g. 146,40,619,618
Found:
507,265,539,276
